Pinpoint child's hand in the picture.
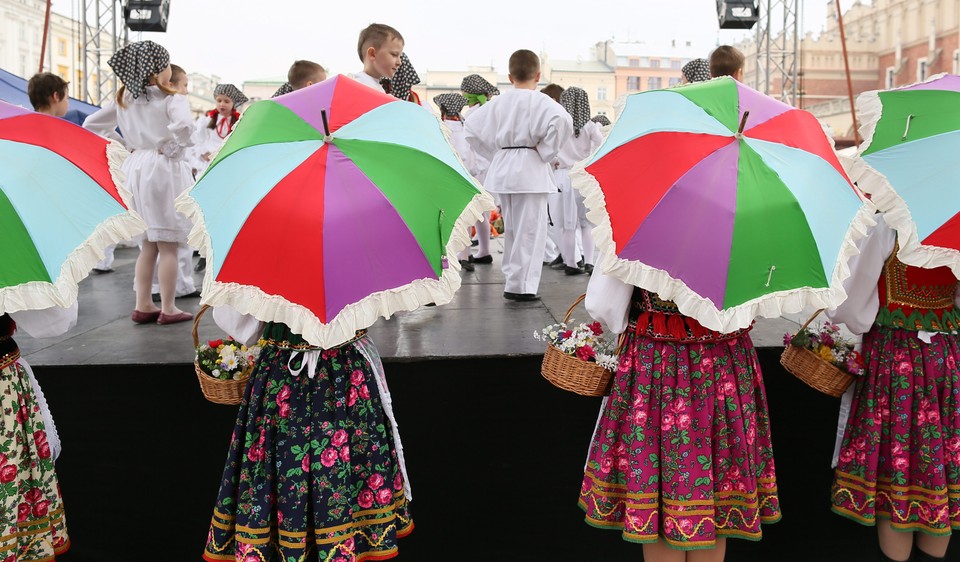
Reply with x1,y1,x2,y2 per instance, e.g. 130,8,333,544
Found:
202,152,212,161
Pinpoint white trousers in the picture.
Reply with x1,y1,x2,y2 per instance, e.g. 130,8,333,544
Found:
545,191,562,262
499,193,548,295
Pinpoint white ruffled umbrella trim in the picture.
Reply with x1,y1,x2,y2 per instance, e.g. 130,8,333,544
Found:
178,172,495,349
851,72,960,276
0,140,146,315
570,150,876,334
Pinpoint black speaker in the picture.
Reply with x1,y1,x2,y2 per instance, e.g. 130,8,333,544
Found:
717,0,759,29
124,0,170,32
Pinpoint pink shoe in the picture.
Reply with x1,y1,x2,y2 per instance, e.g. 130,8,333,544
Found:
132,310,162,324
157,311,193,325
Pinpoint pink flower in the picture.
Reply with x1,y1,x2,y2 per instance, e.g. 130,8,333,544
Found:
31,500,50,518
0,465,16,484
279,402,291,419
588,322,603,336
331,429,348,447
723,381,736,396
343,537,355,552
17,503,30,522
576,345,595,361
277,510,283,524
339,446,350,464
852,437,868,452
662,413,675,433
664,518,675,533
347,387,358,407
277,384,291,402
247,444,263,463
701,358,714,371
746,423,756,446
947,355,957,371
617,457,629,472
350,370,365,386
561,330,573,340
672,397,686,414
678,518,693,534
368,474,385,490
33,430,46,446
896,362,912,375
302,455,310,473
946,437,960,453
927,408,941,425
37,442,50,460
376,487,393,505
599,456,614,474
394,473,404,491
677,414,691,430
358,489,374,509
23,488,42,504
892,457,908,471
358,384,370,400
0,453,6,466
320,447,338,467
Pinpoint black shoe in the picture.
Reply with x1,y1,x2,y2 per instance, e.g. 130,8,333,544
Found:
151,292,161,303
192,250,200,257
459,259,475,272
91,267,113,274
564,265,585,275
471,239,479,246
584,264,594,274
469,254,493,264
545,256,563,267
503,292,540,302
577,257,585,268
179,290,202,299
194,257,206,272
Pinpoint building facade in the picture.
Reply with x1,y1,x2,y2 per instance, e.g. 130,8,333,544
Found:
542,56,616,118
601,40,707,99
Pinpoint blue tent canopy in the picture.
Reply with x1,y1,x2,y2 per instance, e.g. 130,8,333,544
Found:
0,67,101,125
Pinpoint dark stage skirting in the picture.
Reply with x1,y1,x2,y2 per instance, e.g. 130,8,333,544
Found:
32,351,960,562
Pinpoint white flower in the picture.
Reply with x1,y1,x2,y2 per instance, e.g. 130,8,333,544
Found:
223,355,239,370
212,369,220,377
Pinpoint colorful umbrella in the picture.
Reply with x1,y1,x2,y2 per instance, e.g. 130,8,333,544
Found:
848,73,960,276
0,100,144,314
178,74,494,348
573,77,874,332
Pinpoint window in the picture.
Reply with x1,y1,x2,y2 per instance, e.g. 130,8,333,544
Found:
885,66,895,88
648,76,663,90
668,77,682,87
597,86,607,100
57,39,66,56
57,65,68,81
953,49,959,75
629,58,639,67
627,76,641,91
671,59,681,70
917,57,928,82
650,59,661,69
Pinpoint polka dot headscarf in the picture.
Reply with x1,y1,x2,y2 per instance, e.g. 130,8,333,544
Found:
681,58,711,83
560,87,590,137
214,83,249,107
107,40,170,99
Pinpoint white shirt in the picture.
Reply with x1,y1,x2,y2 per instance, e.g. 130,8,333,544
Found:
463,89,573,194
442,119,476,177
556,120,604,170
83,86,194,156
348,71,386,92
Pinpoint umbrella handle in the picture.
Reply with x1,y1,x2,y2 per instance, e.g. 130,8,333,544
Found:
192,304,212,348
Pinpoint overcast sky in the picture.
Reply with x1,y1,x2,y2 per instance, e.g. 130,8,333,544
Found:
51,0,861,85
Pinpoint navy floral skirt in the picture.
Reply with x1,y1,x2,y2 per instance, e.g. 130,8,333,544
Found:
203,337,412,561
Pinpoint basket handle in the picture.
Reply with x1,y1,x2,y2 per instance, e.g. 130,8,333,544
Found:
796,309,825,334
563,293,587,323
192,304,212,348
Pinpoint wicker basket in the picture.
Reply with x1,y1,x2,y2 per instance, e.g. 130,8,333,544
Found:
193,305,251,405
541,294,615,397
780,309,855,398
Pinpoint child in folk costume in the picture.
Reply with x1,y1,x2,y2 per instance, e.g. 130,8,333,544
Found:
0,305,77,559
580,271,781,561
540,83,567,268
681,58,711,85
464,50,572,301
590,114,611,127
828,215,960,562
460,74,500,265
27,72,69,118
388,53,422,105
83,40,195,325
203,23,413,562
435,93,479,272
190,84,248,178
555,87,603,276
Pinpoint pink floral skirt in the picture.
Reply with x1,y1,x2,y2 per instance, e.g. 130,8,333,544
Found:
579,331,780,550
832,326,960,534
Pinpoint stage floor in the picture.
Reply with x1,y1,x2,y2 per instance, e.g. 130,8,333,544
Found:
17,243,808,366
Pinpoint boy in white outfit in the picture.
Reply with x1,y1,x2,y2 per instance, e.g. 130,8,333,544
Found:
464,50,572,301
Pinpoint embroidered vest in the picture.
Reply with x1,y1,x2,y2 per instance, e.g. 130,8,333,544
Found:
0,314,19,369
627,288,750,343
876,248,959,332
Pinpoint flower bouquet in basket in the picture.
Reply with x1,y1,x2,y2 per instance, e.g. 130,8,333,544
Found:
196,338,264,381
781,313,864,397
537,297,620,396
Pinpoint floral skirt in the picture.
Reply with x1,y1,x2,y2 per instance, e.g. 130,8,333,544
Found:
0,361,69,560
579,332,781,550
203,341,412,562
831,326,960,534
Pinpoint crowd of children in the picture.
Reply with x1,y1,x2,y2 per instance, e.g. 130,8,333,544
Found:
8,25,957,562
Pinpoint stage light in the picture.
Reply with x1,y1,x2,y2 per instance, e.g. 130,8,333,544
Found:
124,0,170,32
717,0,759,29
